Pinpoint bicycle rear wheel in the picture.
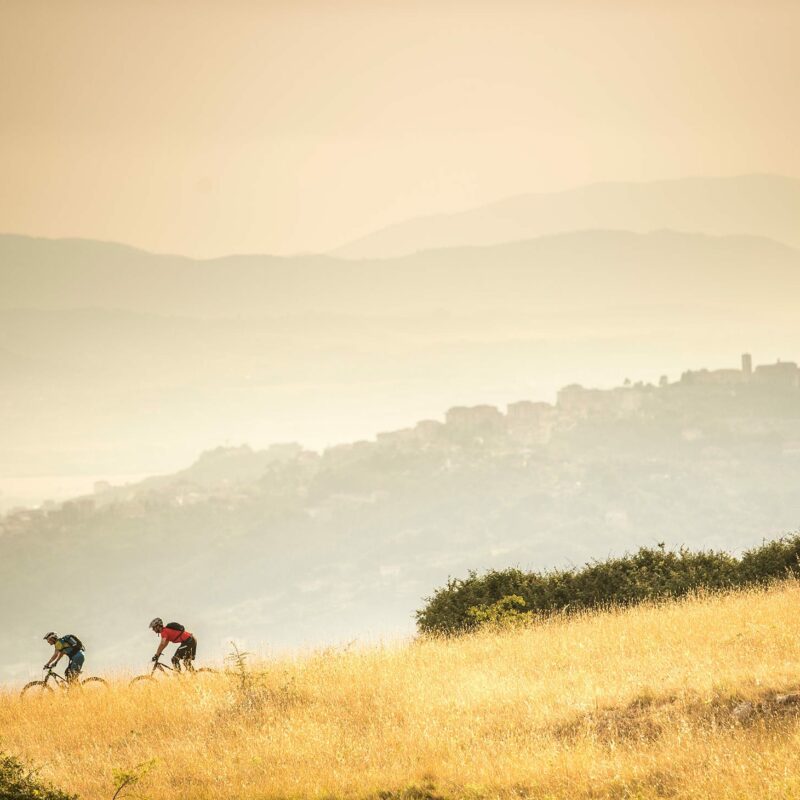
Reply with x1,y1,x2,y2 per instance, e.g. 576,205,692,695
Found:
20,680,55,699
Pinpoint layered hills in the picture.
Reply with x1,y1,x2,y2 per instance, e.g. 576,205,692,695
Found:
3,226,800,482
2,228,799,316
334,174,800,258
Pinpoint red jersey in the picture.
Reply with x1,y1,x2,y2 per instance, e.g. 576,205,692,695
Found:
161,626,192,644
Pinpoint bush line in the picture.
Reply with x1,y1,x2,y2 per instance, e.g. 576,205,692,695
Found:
416,534,800,634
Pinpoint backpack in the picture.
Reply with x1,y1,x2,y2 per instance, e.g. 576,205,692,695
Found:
165,622,185,634
62,634,84,654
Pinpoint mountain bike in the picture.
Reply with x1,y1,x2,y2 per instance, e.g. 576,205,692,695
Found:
129,656,216,687
20,666,108,698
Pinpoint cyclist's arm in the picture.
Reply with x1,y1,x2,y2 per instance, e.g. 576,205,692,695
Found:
45,650,63,668
154,636,169,659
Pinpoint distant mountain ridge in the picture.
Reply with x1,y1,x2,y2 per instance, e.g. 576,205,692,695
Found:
2,228,799,318
332,174,800,259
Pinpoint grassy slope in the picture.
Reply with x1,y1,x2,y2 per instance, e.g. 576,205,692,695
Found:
4,584,800,800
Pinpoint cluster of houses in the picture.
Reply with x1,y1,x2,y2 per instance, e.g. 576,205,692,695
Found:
2,355,798,533
365,354,800,450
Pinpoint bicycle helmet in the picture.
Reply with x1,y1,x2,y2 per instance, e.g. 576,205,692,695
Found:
149,617,163,630
43,632,57,641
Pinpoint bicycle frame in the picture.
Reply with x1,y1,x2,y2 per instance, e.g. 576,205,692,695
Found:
42,668,70,687
129,656,213,688
151,656,195,674
21,666,107,698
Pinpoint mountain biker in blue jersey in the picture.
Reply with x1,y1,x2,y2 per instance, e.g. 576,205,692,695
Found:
43,631,85,682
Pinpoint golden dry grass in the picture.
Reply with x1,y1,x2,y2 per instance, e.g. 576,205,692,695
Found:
5,583,800,799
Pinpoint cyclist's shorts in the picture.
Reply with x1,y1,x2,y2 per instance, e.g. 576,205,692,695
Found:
174,636,197,662
66,651,85,673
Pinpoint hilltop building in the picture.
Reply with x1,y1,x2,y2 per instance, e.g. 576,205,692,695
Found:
445,405,506,439
679,353,799,389
346,353,800,458
555,384,648,419
506,401,556,443
680,353,753,386
753,360,800,388
506,400,553,427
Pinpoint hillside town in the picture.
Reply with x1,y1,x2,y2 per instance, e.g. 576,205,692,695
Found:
3,354,800,687
2,354,799,536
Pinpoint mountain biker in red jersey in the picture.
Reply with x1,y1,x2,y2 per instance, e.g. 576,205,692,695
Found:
149,618,197,671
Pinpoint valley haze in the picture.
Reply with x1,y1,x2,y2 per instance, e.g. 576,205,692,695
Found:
3,173,800,499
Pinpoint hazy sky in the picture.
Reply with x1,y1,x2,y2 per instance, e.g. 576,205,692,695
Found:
2,0,799,257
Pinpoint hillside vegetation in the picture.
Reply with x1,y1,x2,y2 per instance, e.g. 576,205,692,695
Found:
417,535,800,633
5,583,800,799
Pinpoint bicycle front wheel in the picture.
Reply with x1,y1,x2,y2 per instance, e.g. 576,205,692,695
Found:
20,680,55,699
129,674,157,688
81,676,109,692
191,667,218,684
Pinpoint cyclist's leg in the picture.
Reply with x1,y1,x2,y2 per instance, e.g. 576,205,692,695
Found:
173,636,197,671
65,651,84,683
185,635,197,670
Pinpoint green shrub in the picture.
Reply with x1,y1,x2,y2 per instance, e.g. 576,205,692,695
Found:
0,750,76,800
466,594,533,629
416,534,800,635
738,536,800,584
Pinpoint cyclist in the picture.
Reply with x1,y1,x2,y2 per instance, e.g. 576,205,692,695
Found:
149,618,197,671
43,631,85,682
